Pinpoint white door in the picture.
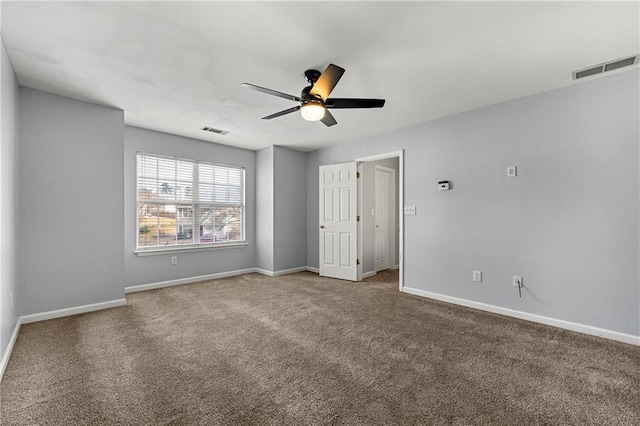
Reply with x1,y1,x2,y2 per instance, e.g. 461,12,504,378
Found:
374,166,392,271
319,162,358,281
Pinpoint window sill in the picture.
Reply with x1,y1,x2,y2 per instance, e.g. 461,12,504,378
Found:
135,242,248,256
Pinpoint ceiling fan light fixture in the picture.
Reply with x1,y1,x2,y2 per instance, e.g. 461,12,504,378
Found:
300,100,325,121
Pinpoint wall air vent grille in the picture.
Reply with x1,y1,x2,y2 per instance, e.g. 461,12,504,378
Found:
575,66,603,79
201,126,230,135
573,55,639,80
604,56,637,72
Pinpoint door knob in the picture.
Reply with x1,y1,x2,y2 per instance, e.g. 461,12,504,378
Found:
320,225,325,229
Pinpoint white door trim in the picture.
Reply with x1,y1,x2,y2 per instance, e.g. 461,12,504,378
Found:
355,150,404,291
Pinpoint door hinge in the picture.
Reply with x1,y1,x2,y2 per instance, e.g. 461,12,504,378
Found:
357,215,360,222
357,259,360,265
356,171,360,178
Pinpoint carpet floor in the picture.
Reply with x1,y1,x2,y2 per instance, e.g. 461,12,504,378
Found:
1,270,639,425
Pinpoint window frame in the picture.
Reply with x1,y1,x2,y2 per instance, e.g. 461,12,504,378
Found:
135,152,247,255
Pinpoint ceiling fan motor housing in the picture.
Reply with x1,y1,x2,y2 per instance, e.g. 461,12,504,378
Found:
301,85,313,100
304,69,322,84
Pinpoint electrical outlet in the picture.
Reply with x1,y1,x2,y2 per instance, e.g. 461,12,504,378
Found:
473,271,482,282
171,256,178,265
507,166,517,177
513,275,523,287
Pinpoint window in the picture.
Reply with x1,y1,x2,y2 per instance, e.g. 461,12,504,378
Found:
136,153,245,251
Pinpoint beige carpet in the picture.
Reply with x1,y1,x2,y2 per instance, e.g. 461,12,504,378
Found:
1,270,639,425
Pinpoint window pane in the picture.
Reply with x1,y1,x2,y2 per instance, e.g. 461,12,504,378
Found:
177,223,193,245
138,203,159,247
137,155,194,203
138,203,179,248
227,168,243,186
228,186,242,204
214,166,228,185
197,165,244,204
198,206,215,243
214,185,228,203
197,183,212,203
137,177,158,200
202,205,243,243
199,163,214,185
176,161,193,202
137,156,158,179
157,158,176,180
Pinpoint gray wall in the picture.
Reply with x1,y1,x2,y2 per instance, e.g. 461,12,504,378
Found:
1,36,20,359
307,69,639,336
19,88,125,315
361,158,399,274
256,146,274,271
124,126,256,286
273,146,307,272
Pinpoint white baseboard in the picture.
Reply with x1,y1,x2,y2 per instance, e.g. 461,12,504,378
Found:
255,266,309,277
127,266,321,294
0,317,22,382
254,268,273,276
402,286,640,347
125,268,257,293
21,299,127,324
2,298,127,381
306,266,319,274
362,271,377,279
391,264,400,270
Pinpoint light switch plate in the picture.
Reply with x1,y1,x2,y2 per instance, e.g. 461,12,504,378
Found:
507,166,517,177
404,205,416,215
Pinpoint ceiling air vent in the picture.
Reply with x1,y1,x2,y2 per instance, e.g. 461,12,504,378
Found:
201,126,230,135
573,55,639,80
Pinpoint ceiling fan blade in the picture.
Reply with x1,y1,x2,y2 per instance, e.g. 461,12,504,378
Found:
262,106,301,120
309,64,345,101
325,98,386,109
241,83,301,102
320,110,337,127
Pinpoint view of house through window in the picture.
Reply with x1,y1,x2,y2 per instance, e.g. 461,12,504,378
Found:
136,153,245,250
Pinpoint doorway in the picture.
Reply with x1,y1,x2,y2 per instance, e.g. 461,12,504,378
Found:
318,151,404,290
356,150,404,291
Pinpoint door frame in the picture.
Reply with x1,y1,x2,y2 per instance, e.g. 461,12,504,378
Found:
355,150,404,291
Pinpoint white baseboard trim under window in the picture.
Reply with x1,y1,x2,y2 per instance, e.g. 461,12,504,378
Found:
21,299,127,325
125,268,257,293
126,266,316,293
0,318,22,382
402,286,640,347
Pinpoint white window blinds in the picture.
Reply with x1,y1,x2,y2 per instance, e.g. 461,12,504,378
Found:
136,153,245,250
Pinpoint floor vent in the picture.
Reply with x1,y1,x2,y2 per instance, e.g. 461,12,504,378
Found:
573,55,639,80
201,126,230,135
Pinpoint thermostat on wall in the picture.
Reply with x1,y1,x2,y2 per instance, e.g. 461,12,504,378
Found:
438,181,450,191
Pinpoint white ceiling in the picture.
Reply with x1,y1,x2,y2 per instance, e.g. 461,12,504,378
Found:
1,1,638,151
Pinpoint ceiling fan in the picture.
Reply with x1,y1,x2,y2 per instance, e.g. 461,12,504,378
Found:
241,64,385,127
